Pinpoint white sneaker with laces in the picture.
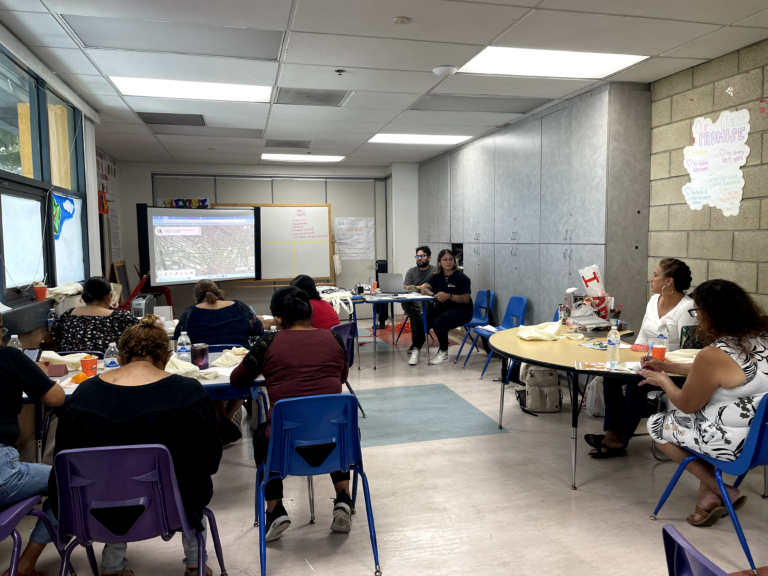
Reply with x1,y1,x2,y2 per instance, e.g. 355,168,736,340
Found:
432,350,450,365
408,349,420,366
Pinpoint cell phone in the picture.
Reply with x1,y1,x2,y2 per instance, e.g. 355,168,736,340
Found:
24,348,42,362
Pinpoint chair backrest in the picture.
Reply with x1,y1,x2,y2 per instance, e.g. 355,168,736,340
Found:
472,290,495,322
501,296,527,329
207,344,241,353
739,393,768,471
263,394,361,480
53,445,194,547
60,350,104,359
553,309,560,322
330,322,356,369
662,525,730,576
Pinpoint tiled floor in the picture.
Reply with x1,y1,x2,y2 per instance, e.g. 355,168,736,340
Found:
3,343,766,576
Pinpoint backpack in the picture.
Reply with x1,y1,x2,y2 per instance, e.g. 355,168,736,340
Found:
515,363,562,413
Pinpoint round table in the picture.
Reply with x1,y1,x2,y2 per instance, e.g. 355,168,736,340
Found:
489,327,648,490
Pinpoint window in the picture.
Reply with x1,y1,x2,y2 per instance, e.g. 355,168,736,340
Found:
52,192,84,284
1,193,44,288
0,52,39,180
47,90,77,190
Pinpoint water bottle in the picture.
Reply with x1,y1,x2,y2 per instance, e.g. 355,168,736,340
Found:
606,322,621,366
47,308,57,331
177,331,192,363
104,343,119,370
8,335,22,350
653,321,669,361
270,325,277,333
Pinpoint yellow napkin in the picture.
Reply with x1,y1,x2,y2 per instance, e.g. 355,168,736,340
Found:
211,352,243,367
41,351,88,371
196,371,219,380
222,347,248,357
517,322,563,341
665,349,700,364
165,355,199,378
561,333,585,341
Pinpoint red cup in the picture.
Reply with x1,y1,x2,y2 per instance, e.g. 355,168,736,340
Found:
80,356,98,378
651,346,666,362
33,285,46,301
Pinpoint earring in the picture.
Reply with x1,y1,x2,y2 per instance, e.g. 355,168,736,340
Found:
661,285,672,296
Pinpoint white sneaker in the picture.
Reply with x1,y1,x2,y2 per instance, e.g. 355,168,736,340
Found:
432,350,450,365
408,349,420,366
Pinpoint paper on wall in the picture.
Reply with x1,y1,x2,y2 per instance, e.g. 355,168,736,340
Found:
333,217,374,260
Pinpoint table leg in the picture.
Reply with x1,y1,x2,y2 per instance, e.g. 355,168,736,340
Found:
422,301,430,365
763,466,768,499
353,303,360,370
372,303,378,371
391,303,395,348
570,372,579,490
34,401,43,463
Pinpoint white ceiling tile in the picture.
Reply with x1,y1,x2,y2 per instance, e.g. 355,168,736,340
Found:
267,118,384,134
98,110,143,123
270,104,399,123
80,93,131,111
279,64,440,94
124,97,270,119
265,130,371,144
378,124,490,136
338,158,397,166
609,57,707,82
162,144,262,156
736,10,768,27
664,27,768,59
494,11,720,55
95,141,169,153
284,33,481,72
86,49,278,86
293,0,528,44
0,11,78,48
540,1,768,25
355,142,454,154
393,110,521,126
262,147,352,156
95,132,159,143
95,122,153,134
309,140,365,150
113,152,175,162
58,73,117,96
342,91,422,110
29,46,99,74
433,74,596,98
45,0,292,29
156,134,263,148
202,115,266,129
0,0,47,10
172,154,259,164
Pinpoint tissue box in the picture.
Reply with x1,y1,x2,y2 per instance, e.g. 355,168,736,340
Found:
42,363,68,377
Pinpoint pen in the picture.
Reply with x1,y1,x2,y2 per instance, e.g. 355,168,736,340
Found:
586,337,596,341
643,342,655,365
250,306,256,315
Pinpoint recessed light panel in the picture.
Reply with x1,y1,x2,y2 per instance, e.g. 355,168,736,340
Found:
111,77,273,102
276,88,350,107
369,134,472,145
262,153,344,162
460,47,647,79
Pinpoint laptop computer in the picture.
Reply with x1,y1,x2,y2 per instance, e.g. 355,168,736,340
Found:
377,273,405,294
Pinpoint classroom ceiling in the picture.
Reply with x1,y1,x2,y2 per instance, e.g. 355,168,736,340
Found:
2,0,768,167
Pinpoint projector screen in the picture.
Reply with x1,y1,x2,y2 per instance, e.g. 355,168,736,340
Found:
146,207,257,286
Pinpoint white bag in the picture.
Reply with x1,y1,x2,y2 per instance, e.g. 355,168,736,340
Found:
516,322,563,341
578,264,605,297
581,376,605,418
516,363,562,413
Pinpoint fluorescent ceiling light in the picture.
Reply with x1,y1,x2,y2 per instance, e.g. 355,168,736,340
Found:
110,76,272,102
460,47,647,79
369,134,472,145
261,153,344,162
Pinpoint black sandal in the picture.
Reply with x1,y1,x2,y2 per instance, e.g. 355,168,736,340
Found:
589,443,627,459
584,434,606,449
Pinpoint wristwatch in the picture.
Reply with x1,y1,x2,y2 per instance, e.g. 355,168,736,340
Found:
449,294,453,301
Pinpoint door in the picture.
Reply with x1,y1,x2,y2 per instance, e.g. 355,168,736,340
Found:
538,244,570,325
425,161,439,242
463,138,494,243
437,156,451,243
540,107,572,244
463,242,495,308
495,244,539,326
494,129,515,244
418,165,429,243
513,120,542,244
568,244,606,288
450,149,464,242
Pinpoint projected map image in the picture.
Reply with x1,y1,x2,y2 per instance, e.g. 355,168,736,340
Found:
151,215,255,283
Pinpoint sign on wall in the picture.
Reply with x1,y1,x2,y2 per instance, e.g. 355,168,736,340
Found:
682,109,750,216
333,217,375,260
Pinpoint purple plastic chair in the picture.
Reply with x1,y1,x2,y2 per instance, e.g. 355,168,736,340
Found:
53,445,227,576
662,524,730,576
331,322,366,418
0,495,57,576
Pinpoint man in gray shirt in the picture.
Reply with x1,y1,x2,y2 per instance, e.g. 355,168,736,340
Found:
402,246,436,350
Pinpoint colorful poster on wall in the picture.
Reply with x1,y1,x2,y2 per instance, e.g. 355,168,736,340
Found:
163,198,209,209
96,150,116,195
333,217,375,260
682,109,750,216
52,192,85,284
98,190,109,214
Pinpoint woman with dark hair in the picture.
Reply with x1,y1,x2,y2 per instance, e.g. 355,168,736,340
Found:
639,280,768,526
50,314,222,576
51,276,138,353
410,249,473,366
290,274,339,329
587,258,697,458
230,287,350,542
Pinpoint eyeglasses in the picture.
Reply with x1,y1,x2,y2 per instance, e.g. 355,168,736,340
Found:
415,255,428,259
688,308,699,318
0,326,6,338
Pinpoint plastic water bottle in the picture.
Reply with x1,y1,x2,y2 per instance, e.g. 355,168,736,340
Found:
8,335,22,350
653,322,669,361
177,332,192,363
270,325,277,333
47,308,57,331
104,343,119,370
606,322,621,366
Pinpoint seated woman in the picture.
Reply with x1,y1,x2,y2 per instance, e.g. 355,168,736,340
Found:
50,314,223,576
0,314,65,576
230,287,349,542
639,279,768,526
51,276,138,354
586,258,696,458
410,249,473,366
290,274,340,329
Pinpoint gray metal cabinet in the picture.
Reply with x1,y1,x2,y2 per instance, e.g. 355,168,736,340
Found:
437,156,451,243
463,242,495,305
568,244,605,285
495,244,539,326
463,138,494,243
426,161,439,242
538,244,570,325
418,165,429,243
540,107,573,244
450,149,464,242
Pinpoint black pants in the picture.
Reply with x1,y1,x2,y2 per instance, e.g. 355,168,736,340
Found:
253,432,350,501
602,378,661,440
411,306,474,352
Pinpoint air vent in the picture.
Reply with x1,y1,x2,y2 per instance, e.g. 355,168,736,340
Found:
137,112,205,126
412,95,550,114
276,88,350,107
265,139,312,148
150,125,264,138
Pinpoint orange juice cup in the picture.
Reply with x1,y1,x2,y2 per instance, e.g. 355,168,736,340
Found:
651,346,666,361
372,281,378,291
80,356,98,378
33,285,47,301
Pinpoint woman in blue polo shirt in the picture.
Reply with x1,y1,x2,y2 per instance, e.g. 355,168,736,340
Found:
409,249,473,366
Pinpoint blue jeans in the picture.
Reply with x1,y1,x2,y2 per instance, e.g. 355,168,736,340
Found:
0,445,56,544
101,518,207,571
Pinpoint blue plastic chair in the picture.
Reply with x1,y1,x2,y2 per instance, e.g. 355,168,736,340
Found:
651,394,768,576
463,296,527,378
254,395,381,576
662,524,730,576
453,290,495,363
331,322,366,418
53,445,228,576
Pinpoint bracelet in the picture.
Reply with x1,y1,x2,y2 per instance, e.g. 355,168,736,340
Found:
449,294,453,300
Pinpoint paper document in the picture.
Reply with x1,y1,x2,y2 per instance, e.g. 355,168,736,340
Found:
574,361,636,373
580,342,633,351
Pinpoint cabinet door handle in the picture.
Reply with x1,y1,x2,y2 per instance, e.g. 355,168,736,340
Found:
515,247,518,256
569,249,572,258
563,229,568,240
510,248,514,256
569,230,573,241
563,248,567,258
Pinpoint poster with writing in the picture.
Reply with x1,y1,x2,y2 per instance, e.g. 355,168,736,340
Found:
682,109,750,216
334,217,375,260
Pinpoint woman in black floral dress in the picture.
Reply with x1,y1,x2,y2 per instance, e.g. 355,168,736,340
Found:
50,277,138,354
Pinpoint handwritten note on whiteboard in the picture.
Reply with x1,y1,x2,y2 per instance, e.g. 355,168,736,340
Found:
682,109,750,216
334,217,375,260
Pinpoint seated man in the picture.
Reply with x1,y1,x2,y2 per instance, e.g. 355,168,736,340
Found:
402,246,436,351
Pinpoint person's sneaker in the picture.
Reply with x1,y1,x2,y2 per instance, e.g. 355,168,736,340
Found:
408,349,420,366
432,350,450,365
265,503,291,542
331,491,353,533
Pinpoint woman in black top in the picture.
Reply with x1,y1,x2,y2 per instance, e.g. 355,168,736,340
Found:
410,249,473,365
50,314,222,576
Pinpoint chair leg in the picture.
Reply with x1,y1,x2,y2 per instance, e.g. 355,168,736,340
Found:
734,472,748,489
254,465,263,527
505,360,515,383
307,477,316,524
58,540,79,576
8,529,21,576
395,317,408,344
463,332,480,368
454,328,471,363
196,531,206,576
258,481,267,576
41,410,54,460
86,544,100,576
651,395,671,462
358,469,382,576
480,351,494,380
763,466,768,499
203,508,228,576
498,377,506,430
715,468,758,576
352,471,359,515
651,454,700,519
345,382,367,418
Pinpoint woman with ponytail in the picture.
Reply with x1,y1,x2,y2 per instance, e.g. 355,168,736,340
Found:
230,287,351,542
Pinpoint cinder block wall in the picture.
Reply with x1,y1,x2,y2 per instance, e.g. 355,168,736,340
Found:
650,40,768,310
